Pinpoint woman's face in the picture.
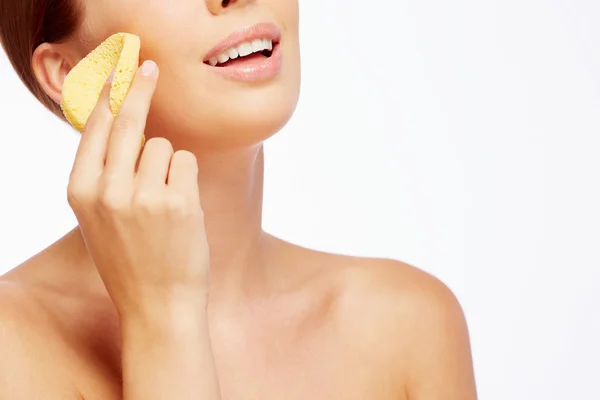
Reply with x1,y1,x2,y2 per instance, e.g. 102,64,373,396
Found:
78,0,300,150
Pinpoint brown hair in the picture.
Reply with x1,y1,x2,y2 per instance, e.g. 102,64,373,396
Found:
0,0,83,120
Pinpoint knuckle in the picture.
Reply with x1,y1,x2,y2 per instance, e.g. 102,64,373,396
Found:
111,115,137,135
132,190,162,212
166,194,192,216
98,186,128,211
66,182,93,209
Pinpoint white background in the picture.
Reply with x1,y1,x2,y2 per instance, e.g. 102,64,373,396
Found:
1,0,599,398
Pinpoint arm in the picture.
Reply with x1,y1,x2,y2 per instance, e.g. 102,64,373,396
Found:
3,60,221,399
120,303,221,400
65,61,221,399
405,277,477,400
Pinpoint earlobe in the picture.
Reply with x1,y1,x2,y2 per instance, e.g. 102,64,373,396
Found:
31,43,72,105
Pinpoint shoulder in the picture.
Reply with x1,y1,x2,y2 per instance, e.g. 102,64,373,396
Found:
0,280,53,361
0,279,46,338
0,279,79,398
332,257,477,399
334,256,466,329
280,240,468,336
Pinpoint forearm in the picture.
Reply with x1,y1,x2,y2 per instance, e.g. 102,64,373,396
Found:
120,303,221,400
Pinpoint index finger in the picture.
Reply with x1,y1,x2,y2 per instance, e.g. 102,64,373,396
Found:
103,60,159,180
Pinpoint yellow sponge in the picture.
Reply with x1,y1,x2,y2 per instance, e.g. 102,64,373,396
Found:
60,32,142,141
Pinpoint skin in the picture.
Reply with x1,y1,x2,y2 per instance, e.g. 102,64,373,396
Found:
0,0,477,398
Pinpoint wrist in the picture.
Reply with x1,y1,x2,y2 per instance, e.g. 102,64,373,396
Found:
119,296,208,331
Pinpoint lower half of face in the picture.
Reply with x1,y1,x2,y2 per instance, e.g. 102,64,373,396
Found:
88,0,301,151
148,37,301,152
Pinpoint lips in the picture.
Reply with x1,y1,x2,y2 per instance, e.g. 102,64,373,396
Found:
202,22,283,82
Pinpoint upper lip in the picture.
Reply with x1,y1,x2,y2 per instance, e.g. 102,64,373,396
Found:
203,22,281,61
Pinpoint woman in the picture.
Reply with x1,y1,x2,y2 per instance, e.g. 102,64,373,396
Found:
0,0,477,398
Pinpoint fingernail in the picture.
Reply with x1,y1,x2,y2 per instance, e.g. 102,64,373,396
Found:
140,60,158,76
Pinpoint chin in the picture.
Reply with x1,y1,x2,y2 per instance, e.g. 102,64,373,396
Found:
220,78,301,142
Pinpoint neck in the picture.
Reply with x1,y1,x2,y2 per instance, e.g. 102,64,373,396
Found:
195,143,266,293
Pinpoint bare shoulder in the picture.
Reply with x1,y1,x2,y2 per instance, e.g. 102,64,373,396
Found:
0,278,81,398
267,235,476,398
330,256,478,399
337,257,467,331
0,278,52,350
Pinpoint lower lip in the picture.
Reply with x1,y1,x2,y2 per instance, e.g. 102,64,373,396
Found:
205,43,282,82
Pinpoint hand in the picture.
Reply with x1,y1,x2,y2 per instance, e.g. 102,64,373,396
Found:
66,61,209,318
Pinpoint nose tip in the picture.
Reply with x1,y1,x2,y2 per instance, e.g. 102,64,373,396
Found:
206,0,253,15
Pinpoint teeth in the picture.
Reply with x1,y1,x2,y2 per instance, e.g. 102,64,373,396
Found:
227,47,239,59
251,39,265,52
217,52,229,64
207,38,274,66
238,43,253,57
263,38,273,51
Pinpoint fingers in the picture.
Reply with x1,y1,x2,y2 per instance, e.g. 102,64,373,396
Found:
68,60,200,214
103,61,159,181
70,71,115,182
135,137,173,189
167,150,200,202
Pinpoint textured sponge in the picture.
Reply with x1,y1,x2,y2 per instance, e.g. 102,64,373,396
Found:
60,32,141,133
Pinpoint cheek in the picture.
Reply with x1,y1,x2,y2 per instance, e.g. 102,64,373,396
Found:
129,1,203,30
123,4,207,61
274,0,300,35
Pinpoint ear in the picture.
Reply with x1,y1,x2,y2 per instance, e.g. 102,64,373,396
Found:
31,42,73,105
